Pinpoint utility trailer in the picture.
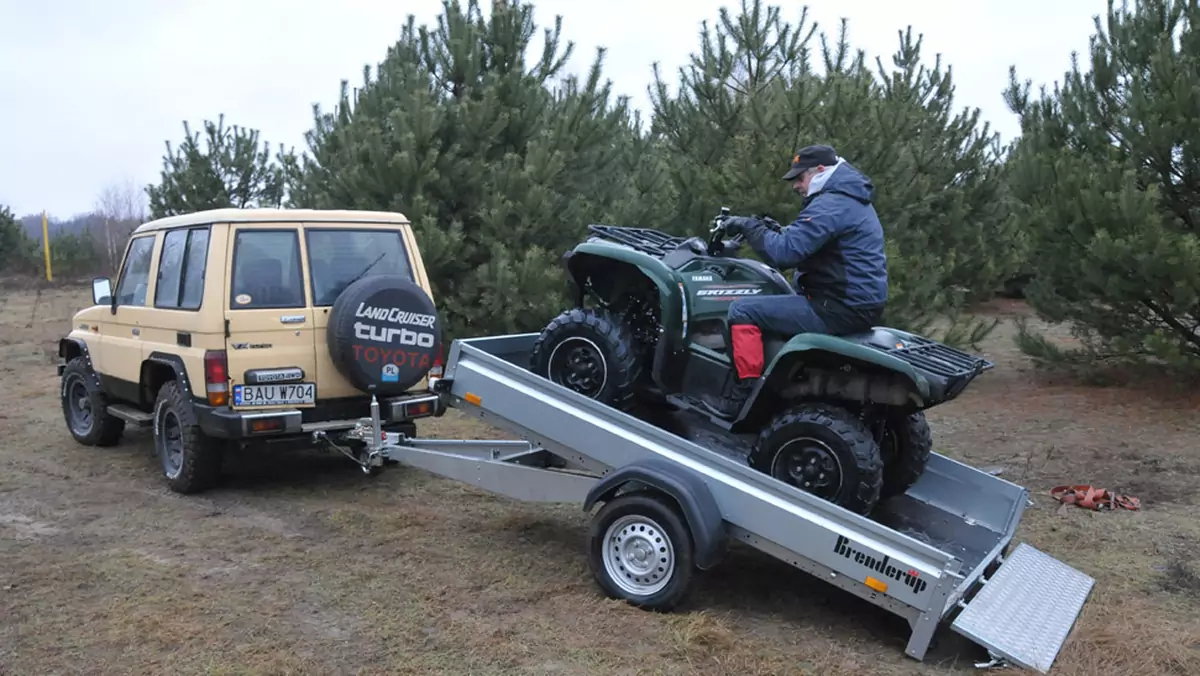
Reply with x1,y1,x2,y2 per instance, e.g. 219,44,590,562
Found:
346,333,1095,673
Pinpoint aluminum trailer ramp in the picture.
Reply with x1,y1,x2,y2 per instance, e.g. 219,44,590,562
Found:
360,333,1093,672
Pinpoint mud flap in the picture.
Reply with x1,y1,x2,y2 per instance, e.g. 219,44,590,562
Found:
950,542,1094,673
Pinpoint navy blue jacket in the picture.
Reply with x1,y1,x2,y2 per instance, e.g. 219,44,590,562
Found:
743,161,888,309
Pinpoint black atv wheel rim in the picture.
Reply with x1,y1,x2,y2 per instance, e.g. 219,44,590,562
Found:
771,437,844,500
65,375,93,435
546,337,608,398
159,409,184,477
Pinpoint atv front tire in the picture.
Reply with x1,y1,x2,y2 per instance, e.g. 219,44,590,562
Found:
748,402,884,515
529,307,642,410
879,411,933,500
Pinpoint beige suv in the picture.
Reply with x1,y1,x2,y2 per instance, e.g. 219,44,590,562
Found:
57,208,446,494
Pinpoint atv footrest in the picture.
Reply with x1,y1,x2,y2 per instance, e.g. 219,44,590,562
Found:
950,542,1094,673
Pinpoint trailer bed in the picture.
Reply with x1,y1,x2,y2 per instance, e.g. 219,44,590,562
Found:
365,333,1094,672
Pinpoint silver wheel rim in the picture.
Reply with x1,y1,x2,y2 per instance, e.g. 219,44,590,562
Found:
602,513,675,597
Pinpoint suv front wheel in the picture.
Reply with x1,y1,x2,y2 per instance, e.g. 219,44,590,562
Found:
60,357,125,447
154,381,223,494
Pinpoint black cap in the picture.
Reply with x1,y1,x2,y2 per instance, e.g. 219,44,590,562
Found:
782,144,838,180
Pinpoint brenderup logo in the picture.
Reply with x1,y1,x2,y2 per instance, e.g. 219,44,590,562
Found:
833,535,928,595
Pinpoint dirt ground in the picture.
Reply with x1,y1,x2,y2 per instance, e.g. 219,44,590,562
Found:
1,284,1198,675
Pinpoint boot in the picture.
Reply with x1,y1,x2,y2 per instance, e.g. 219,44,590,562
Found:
700,377,757,420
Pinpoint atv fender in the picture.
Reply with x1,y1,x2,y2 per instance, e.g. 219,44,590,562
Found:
564,241,683,312
742,333,930,424
582,457,727,570
564,242,688,390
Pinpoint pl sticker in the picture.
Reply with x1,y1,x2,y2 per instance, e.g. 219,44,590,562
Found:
381,363,399,383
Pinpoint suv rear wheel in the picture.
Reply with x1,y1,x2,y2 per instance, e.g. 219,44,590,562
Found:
154,381,224,494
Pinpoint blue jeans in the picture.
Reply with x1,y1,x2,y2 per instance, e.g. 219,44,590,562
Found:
727,295,831,337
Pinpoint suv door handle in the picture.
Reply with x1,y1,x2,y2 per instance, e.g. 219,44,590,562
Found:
280,315,306,324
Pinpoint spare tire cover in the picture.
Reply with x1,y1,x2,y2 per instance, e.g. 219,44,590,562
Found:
326,274,443,396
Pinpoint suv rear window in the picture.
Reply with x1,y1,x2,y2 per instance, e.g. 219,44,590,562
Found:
306,229,413,306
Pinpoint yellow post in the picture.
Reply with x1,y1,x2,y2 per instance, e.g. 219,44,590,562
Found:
42,210,52,281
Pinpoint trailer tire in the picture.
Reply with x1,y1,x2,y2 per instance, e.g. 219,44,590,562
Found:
588,491,695,612
529,307,641,410
749,402,884,515
879,411,933,500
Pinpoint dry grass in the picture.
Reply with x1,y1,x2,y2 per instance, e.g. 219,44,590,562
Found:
1,287,1198,675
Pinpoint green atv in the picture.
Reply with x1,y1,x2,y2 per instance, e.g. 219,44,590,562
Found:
529,208,994,516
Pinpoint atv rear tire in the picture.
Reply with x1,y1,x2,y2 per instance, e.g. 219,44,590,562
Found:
529,307,642,410
879,411,933,500
748,402,884,515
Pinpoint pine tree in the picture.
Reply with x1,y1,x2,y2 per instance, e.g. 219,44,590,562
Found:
284,0,668,339
649,0,1020,343
146,114,290,219
1004,0,1200,370
0,204,38,274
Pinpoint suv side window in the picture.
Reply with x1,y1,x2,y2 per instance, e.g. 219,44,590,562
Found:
155,226,211,310
115,235,156,307
230,229,306,309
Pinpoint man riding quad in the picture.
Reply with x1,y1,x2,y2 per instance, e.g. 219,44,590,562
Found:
701,144,889,420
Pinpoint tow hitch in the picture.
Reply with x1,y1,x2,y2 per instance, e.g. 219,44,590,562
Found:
312,395,388,475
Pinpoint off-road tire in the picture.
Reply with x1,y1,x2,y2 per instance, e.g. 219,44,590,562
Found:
748,402,884,515
879,411,933,500
60,357,124,446
587,490,696,612
529,307,642,410
153,381,223,494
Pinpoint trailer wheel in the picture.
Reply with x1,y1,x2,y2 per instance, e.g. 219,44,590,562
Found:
587,491,695,611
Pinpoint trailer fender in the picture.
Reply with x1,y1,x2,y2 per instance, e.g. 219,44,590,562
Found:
583,457,727,570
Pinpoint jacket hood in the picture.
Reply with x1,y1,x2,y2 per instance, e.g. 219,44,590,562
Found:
806,159,875,205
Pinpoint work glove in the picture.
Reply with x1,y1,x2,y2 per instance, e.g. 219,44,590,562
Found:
720,216,761,237
723,215,782,237
719,238,744,256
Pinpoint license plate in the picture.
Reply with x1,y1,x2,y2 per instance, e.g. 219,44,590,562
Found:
233,382,316,407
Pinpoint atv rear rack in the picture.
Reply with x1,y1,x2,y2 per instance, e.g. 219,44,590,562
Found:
863,331,996,404
349,332,1093,672
586,224,690,258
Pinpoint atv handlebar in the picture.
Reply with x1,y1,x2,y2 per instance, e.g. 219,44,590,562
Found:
707,207,782,256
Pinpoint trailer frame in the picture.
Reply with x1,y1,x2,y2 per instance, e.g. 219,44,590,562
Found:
345,333,1094,673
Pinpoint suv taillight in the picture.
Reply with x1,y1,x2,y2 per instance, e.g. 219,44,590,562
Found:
204,350,229,406
427,345,444,379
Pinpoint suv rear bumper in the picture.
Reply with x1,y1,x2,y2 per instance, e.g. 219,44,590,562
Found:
193,391,444,440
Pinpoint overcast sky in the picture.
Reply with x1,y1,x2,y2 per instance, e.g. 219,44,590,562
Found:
1,0,1105,219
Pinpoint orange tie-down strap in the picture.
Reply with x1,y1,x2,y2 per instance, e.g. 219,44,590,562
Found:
1050,484,1141,511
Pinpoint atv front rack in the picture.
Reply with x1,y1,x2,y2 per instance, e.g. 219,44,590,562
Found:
586,224,690,258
